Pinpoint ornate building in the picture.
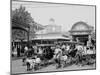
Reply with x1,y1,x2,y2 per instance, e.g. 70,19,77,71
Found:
34,19,70,44
36,18,62,34
69,21,94,45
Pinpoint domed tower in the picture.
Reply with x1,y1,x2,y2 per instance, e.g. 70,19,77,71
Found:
45,18,62,33
49,18,55,25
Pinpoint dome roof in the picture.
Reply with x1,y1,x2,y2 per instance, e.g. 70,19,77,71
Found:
71,21,90,31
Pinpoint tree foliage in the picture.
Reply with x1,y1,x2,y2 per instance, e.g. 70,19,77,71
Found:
12,5,34,28
12,5,44,41
12,5,34,40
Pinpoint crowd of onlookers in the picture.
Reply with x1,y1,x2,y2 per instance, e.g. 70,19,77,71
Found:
11,41,96,71
12,42,95,58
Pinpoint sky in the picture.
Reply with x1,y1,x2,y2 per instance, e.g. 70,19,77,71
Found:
12,1,95,32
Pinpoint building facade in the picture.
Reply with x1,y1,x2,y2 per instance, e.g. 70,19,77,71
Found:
34,19,70,43
69,21,94,45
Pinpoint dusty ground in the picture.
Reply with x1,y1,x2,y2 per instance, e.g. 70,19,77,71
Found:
11,59,96,74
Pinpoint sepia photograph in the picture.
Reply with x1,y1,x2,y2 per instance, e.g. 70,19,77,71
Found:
11,0,96,74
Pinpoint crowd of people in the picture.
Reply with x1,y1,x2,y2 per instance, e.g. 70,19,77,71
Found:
12,41,96,71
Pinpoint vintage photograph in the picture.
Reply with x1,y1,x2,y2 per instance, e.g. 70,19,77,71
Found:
11,0,96,74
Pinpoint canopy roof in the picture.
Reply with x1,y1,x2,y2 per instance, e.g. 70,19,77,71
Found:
58,41,84,45
34,36,71,40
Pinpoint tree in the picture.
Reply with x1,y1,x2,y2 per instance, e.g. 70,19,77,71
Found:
12,5,44,41
12,5,33,28
12,5,33,41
